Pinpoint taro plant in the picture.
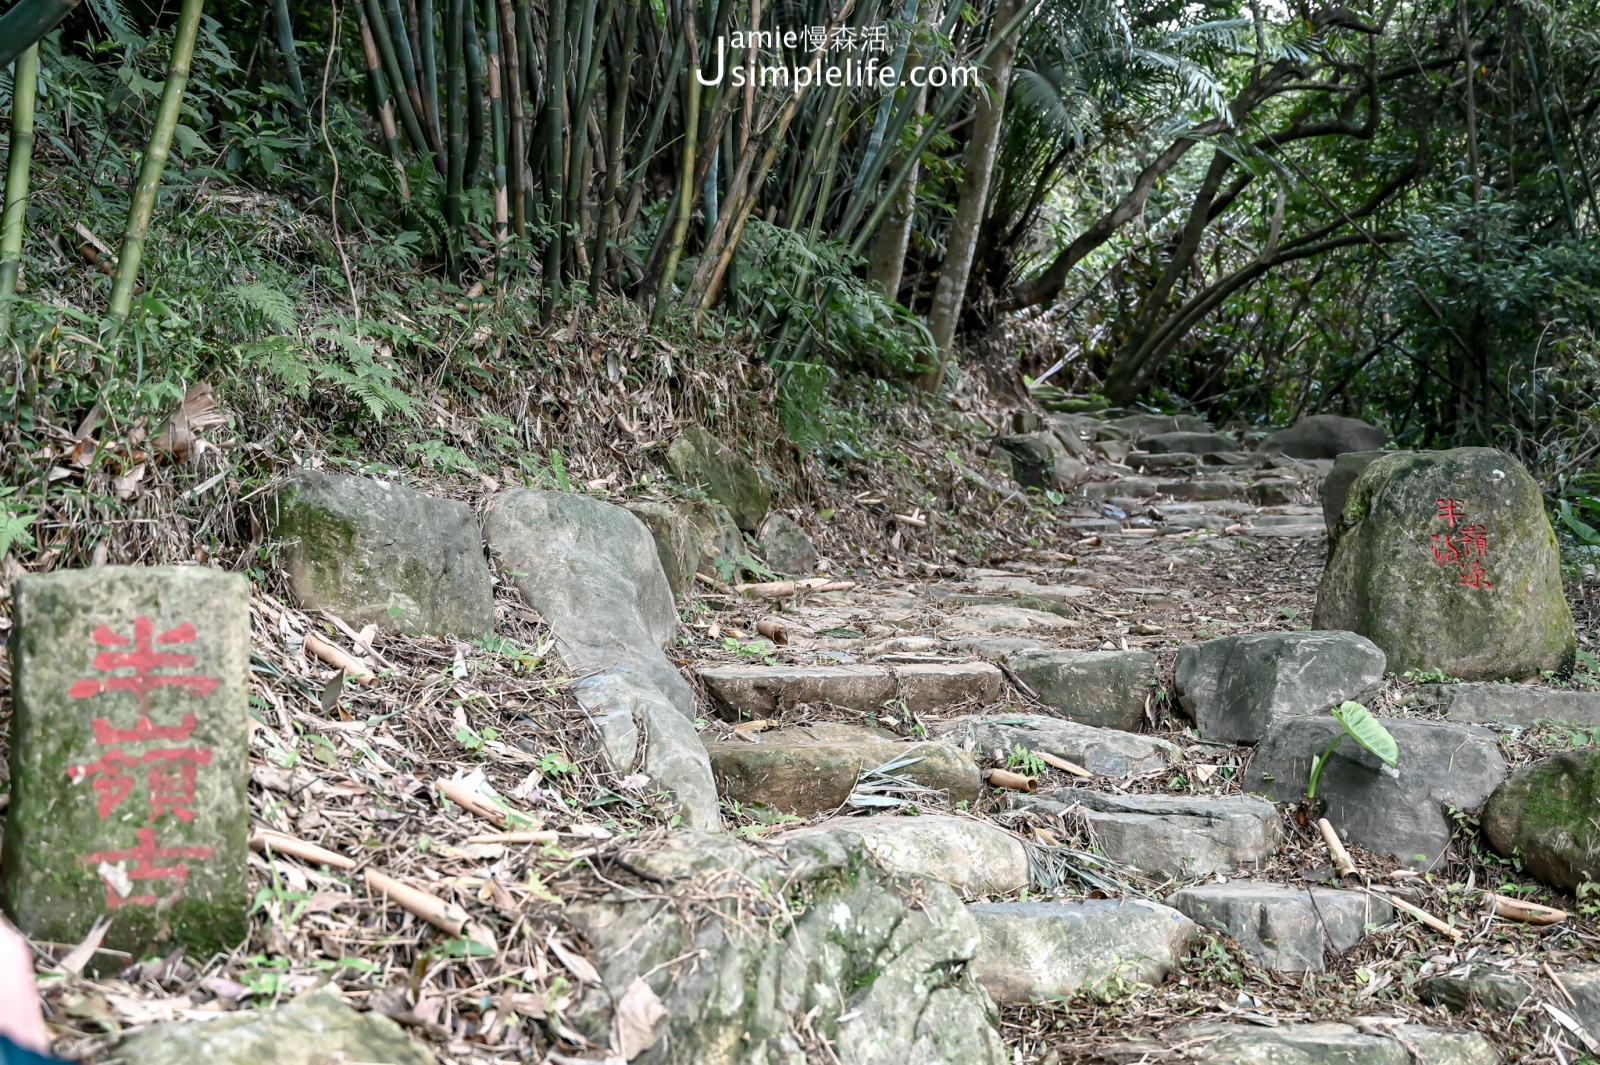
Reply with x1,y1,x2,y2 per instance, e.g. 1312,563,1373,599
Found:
1305,701,1399,802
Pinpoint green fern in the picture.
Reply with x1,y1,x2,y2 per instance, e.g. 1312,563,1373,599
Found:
310,321,420,423
241,336,313,398
228,282,298,334
0,487,37,558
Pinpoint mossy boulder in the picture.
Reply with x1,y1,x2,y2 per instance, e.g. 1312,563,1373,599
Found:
1313,448,1574,680
1482,751,1600,891
756,512,817,576
270,469,495,637
622,500,699,598
665,426,770,531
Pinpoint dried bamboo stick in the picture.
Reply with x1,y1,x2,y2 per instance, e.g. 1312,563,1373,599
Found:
1486,892,1567,925
1318,818,1357,877
466,831,560,845
365,869,468,935
1372,889,1462,938
985,769,1037,792
251,829,357,870
734,578,857,598
303,631,377,684
1032,750,1093,778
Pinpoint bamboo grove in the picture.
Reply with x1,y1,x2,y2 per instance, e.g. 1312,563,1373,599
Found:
3,0,1600,434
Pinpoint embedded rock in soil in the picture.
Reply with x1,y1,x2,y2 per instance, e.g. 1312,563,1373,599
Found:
566,831,1006,1065
270,468,495,637
1260,414,1389,459
1482,751,1600,891
683,498,745,579
1166,883,1392,971
1174,631,1386,745
2,567,250,958
939,714,1178,777
1313,447,1574,680
1247,716,1506,870
995,432,1088,493
961,574,1095,603
1139,431,1238,455
665,425,771,531
1419,968,1535,1014
1016,789,1281,879
967,899,1196,1002
757,512,817,576
1158,478,1248,502
116,989,435,1065
1560,965,1600,1034
1248,478,1302,506
697,662,1003,719
485,490,717,828
1322,450,1398,542
1418,683,1600,728
1086,478,1158,499
781,814,1030,897
704,723,980,816
942,635,1049,658
1178,1021,1499,1065
1105,413,1211,438
1007,649,1155,732
1045,414,1091,458
485,490,691,712
622,500,699,598
938,605,1077,634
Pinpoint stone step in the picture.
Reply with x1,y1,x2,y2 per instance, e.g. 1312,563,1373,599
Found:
781,814,1029,897
1157,479,1248,502
703,723,980,816
1419,682,1600,727
1086,479,1158,499
1166,882,1392,971
1007,649,1156,732
1016,789,1281,879
938,714,1178,777
1169,1021,1499,1064
696,661,1004,719
967,899,1196,1002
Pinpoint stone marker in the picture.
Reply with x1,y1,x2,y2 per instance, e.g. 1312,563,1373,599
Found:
756,512,817,576
1016,789,1281,878
1247,716,1506,869
1313,448,1575,680
270,468,495,637
967,899,1196,1002
1260,414,1388,459
665,426,770,531
1418,683,1600,727
1007,649,1155,732
1174,631,1386,745
2,566,249,957
117,988,434,1065
939,714,1178,777
704,723,980,816
1167,883,1391,971
1482,751,1600,891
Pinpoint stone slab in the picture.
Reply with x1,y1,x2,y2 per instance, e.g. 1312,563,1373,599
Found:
2,566,249,958
1008,649,1155,732
696,662,1002,718
1419,683,1600,727
968,899,1196,1001
1181,1022,1498,1065
1167,882,1391,971
782,814,1030,898
941,714,1178,777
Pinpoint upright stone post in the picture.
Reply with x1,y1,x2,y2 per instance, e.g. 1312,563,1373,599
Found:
2,566,249,957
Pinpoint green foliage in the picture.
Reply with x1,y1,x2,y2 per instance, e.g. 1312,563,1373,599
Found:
1306,701,1398,801
1007,744,1047,776
0,486,36,558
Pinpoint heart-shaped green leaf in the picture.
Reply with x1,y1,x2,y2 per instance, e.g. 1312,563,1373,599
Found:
1330,701,1398,767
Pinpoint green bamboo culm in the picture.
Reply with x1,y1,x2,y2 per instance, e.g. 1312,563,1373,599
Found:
106,0,207,327
268,0,310,119
0,45,42,341
0,0,79,69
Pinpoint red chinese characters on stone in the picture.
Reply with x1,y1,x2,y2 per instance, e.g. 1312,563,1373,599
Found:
65,615,217,908
1429,499,1492,589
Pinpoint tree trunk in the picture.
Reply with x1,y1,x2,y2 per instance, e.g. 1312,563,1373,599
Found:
0,44,40,340
922,0,1021,389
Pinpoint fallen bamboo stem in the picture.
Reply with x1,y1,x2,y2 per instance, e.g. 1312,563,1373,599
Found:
303,631,377,684
365,869,468,935
1486,892,1567,925
1373,889,1462,938
893,513,928,528
437,778,537,829
1317,818,1357,878
1032,750,1093,778
465,831,560,845
734,578,857,598
251,829,356,870
755,618,793,644
985,768,1037,792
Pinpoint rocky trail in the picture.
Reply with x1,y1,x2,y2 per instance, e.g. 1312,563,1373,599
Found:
6,410,1600,1065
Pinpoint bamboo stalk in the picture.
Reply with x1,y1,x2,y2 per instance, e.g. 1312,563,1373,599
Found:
107,0,207,326
1485,892,1567,925
985,768,1036,792
1317,817,1357,878
444,0,466,257
733,578,856,598
357,7,411,199
650,22,700,324
419,0,443,149
0,0,79,69
463,7,484,189
1373,889,1463,938
1032,750,1092,778
483,0,508,243
365,869,469,935
496,0,527,235
383,0,438,161
251,828,357,870
303,631,377,684
0,44,40,341
268,0,309,119
589,0,640,299
364,0,434,162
